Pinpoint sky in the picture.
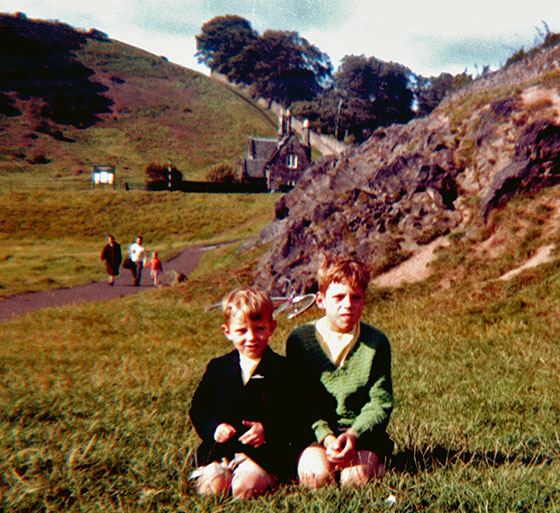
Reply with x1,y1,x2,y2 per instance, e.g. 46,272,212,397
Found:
2,0,559,78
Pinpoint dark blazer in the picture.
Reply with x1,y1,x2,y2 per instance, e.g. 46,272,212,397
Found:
189,347,299,480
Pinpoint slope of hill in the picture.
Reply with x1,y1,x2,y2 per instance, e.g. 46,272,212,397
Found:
0,14,277,182
251,42,560,293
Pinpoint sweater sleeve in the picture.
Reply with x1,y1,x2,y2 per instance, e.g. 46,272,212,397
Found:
350,332,393,438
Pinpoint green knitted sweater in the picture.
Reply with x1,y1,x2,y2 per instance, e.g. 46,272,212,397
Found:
286,320,393,445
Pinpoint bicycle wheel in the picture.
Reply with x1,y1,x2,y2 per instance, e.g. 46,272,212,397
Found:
272,300,290,318
286,293,316,319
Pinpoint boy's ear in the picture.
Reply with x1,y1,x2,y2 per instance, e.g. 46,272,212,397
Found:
315,292,326,311
222,324,231,340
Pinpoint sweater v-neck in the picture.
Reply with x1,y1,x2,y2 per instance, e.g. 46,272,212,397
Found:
309,320,364,372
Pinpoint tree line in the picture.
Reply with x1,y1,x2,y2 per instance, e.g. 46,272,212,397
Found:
195,15,475,144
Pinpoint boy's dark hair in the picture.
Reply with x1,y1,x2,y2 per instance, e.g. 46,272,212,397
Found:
318,256,371,294
222,285,274,326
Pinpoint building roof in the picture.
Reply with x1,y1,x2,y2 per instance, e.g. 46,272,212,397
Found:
249,137,277,161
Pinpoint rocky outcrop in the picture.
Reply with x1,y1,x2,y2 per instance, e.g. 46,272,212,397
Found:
250,45,560,294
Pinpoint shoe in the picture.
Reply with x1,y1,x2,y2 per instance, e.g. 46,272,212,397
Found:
108,282,114,286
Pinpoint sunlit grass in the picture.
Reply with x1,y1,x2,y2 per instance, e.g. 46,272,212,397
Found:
1,227,560,511
0,189,277,297
1,183,560,511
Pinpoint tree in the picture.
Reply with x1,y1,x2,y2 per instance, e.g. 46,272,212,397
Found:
195,15,257,74
145,162,183,191
335,55,414,127
229,30,332,106
293,55,414,144
414,71,473,117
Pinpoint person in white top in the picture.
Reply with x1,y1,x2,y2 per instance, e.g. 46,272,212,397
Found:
128,235,146,286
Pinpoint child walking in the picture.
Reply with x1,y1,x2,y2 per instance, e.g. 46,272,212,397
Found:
148,251,163,286
189,286,298,499
286,256,394,488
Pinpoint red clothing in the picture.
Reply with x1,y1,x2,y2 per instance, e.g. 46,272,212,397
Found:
149,257,162,272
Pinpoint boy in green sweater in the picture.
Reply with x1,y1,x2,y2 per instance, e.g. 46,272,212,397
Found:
286,256,394,488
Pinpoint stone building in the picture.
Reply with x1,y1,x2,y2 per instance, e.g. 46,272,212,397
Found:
241,110,312,191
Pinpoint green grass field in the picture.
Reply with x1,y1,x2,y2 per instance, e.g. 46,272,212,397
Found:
1,188,559,512
0,188,278,297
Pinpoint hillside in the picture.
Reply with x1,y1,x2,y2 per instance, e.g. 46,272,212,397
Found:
252,42,560,294
0,14,277,183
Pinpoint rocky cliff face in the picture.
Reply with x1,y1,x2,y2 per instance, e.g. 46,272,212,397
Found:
250,45,560,294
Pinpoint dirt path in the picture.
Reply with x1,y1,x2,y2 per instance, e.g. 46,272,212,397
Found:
0,246,205,322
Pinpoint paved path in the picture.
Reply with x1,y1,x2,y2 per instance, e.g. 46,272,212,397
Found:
0,246,205,321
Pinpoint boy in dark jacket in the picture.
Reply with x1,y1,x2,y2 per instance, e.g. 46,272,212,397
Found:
189,286,297,499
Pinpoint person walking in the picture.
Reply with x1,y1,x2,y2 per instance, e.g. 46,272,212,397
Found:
100,234,122,286
128,236,146,286
148,251,163,286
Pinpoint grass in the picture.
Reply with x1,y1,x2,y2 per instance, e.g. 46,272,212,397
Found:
0,188,278,297
0,23,278,182
1,247,559,512
1,185,560,511
1,185,560,512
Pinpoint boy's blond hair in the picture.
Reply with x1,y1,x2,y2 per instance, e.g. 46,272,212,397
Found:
318,256,371,294
222,285,274,326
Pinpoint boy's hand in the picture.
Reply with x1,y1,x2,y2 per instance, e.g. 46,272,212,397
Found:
214,423,237,443
238,420,266,448
325,431,357,466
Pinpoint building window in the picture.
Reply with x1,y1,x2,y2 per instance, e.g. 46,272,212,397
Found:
287,154,298,169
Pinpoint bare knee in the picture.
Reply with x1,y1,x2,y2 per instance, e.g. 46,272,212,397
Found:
195,461,232,496
231,459,274,499
297,444,335,489
340,450,383,488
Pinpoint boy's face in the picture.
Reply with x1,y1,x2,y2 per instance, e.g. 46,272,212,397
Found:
317,281,365,333
222,311,276,360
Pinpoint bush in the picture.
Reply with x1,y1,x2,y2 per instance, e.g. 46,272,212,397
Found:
205,163,240,184
29,153,50,164
145,162,183,191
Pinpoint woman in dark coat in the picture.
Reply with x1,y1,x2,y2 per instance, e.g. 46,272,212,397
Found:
100,234,122,286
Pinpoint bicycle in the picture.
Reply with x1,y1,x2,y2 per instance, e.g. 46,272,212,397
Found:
205,278,316,319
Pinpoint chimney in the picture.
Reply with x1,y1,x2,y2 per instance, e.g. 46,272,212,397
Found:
278,108,285,137
303,118,310,148
286,109,292,134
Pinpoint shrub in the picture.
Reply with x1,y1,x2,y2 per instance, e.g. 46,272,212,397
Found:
29,153,50,164
145,162,183,191
205,163,240,184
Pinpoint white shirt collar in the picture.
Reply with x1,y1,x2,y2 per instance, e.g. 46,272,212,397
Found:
238,353,262,384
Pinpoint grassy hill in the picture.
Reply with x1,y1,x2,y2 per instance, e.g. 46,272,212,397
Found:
0,13,277,184
1,12,559,513
0,185,559,512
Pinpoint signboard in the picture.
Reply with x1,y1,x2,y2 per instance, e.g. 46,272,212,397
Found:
92,165,115,185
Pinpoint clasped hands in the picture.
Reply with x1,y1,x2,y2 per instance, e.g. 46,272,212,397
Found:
323,430,357,467
214,421,265,448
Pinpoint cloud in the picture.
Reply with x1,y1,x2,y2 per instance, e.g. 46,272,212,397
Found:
2,0,559,77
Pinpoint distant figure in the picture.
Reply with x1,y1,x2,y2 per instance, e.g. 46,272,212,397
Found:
128,236,146,287
149,251,163,286
100,234,122,286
